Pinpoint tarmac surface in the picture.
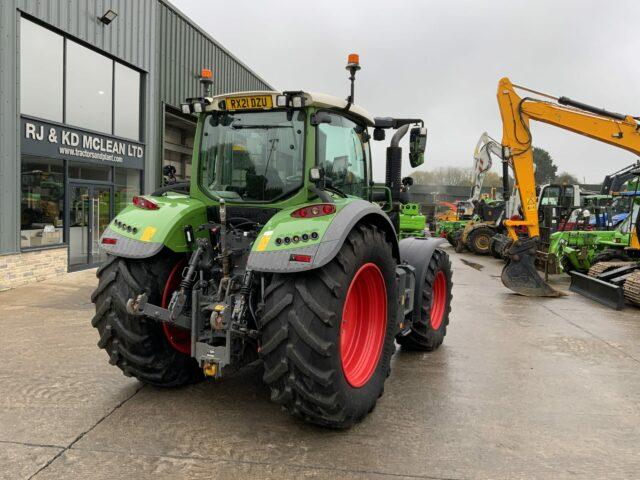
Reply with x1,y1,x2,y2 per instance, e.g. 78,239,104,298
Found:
1,246,639,479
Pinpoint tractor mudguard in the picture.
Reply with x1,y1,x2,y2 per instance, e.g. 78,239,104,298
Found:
99,194,208,259
399,236,446,324
247,199,399,273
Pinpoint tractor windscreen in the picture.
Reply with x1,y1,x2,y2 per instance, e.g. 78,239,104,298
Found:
199,110,305,202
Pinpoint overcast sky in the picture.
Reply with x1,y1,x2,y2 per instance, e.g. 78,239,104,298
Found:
172,0,640,183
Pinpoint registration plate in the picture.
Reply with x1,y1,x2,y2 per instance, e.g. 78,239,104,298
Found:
225,95,273,111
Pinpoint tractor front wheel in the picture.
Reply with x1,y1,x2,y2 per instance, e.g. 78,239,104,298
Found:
468,227,494,255
259,224,397,428
397,249,452,351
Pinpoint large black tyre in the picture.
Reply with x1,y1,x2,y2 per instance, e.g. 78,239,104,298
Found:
445,231,457,247
91,254,202,387
259,224,397,428
489,235,502,259
454,230,465,253
467,226,494,255
397,249,452,351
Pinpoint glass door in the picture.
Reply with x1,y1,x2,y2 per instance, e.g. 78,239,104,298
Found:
91,186,112,265
68,183,112,270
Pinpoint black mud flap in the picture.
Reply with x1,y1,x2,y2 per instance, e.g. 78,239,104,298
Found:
569,272,625,310
501,237,564,297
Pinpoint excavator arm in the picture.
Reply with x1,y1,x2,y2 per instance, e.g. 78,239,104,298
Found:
496,77,640,296
470,132,501,202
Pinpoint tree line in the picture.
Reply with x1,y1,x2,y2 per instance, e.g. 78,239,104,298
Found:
410,147,580,186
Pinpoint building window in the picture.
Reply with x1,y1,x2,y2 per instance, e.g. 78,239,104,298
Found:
65,40,113,134
163,108,195,183
20,156,64,248
115,168,141,213
114,63,141,140
68,162,111,182
20,18,63,122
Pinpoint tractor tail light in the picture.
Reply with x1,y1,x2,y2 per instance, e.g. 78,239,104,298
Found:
290,254,312,263
291,203,336,218
101,237,117,245
133,196,159,210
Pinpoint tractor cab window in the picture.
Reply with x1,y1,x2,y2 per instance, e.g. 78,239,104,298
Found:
316,112,368,198
199,110,305,202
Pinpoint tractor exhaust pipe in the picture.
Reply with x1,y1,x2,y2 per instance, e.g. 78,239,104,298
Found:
386,124,410,203
501,237,565,297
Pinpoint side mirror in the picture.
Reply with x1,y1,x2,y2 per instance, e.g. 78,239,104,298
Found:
310,111,333,126
409,126,427,168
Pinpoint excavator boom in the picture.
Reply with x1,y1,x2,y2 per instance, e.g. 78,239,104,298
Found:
497,77,640,297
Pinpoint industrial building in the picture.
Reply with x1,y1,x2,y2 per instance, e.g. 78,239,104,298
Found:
0,0,271,289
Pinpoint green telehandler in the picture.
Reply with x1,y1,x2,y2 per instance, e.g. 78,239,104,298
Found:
91,55,453,428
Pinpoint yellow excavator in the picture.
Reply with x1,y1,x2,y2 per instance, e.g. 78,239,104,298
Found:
496,77,640,297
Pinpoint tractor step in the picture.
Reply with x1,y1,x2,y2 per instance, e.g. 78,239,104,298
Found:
569,271,625,310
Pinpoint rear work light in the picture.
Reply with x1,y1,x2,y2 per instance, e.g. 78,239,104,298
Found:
101,237,117,245
291,203,336,218
133,196,159,210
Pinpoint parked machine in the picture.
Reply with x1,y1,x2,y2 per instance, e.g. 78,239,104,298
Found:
91,56,453,428
435,132,500,250
548,168,640,275
570,201,640,309
496,77,640,297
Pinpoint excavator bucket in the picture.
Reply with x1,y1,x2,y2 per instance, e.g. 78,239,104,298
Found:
501,237,565,297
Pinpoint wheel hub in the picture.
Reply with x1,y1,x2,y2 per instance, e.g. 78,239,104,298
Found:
162,260,191,355
340,263,387,388
430,271,447,330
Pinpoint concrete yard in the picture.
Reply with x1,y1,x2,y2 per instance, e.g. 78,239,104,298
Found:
1,247,639,480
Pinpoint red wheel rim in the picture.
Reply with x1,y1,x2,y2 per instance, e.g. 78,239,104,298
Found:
430,270,447,330
161,259,191,355
340,263,387,388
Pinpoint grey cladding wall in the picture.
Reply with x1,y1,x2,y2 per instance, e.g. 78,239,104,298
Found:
0,0,271,255
157,2,271,108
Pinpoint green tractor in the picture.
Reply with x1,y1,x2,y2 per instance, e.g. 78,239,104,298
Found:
549,208,637,274
548,187,640,274
91,56,453,428
399,203,427,239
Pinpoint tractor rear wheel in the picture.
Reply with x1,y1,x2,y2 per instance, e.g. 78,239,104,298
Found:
397,249,452,351
259,224,397,428
468,227,493,255
91,254,202,387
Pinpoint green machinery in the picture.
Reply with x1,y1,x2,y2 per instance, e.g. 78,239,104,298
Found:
399,202,427,239
434,132,502,251
90,56,453,428
548,195,639,274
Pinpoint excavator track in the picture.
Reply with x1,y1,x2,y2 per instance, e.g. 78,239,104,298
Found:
587,261,630,277
623,269,640,306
